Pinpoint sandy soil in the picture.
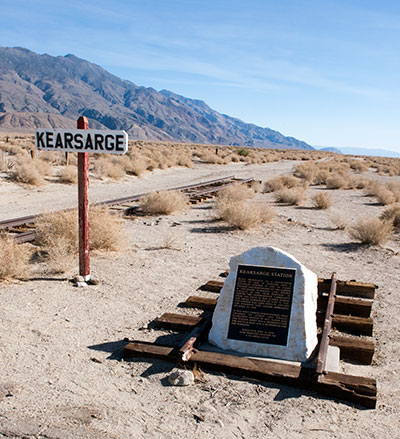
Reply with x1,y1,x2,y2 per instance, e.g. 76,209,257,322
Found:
0,160,399,438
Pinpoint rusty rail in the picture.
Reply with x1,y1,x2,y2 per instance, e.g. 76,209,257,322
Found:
2,175,252,242
316,272,337,382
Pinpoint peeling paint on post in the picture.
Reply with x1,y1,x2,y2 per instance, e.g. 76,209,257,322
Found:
77,116,90,280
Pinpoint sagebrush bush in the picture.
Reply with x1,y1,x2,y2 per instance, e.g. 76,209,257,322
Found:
263,175,302,193
141,190,189,215
59,166,78,184
35,207,125,272
0,234,31,280
331,213,348,230
364,180,384,197
381,204,400,229
215,200,275,230
217,184,255,203
326,175,348,190
89,206,126,251
375,188,396,206
348,218,393,245
312,192,333,209
294,162,317,182
274,187,306,205
94,157,125,180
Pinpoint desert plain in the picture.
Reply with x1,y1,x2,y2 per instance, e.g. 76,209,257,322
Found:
0,139,399,438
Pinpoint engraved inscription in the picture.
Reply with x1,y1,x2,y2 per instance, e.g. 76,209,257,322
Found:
227,265,295,345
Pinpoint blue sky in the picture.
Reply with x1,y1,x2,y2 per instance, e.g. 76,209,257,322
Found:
1,0,400,152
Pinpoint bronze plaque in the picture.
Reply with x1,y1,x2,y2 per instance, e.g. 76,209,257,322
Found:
227,264,296,346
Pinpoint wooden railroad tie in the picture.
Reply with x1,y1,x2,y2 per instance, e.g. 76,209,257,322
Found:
123,273,378,408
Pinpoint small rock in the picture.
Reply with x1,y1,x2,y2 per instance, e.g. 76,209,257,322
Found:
168,369,194,386
87,278,99,285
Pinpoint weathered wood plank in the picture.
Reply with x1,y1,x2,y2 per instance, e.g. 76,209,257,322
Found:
330,335,374,365
199,280,223,293
207,278,377,300
317,313,373,336
184,296,217,310
318,295,372,318
184,295,372,318
318,279,376,299
154,313,203,331
123,341,376,408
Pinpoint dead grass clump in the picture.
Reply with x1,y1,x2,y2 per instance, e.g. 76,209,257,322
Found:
375,188,396,206
386,181,400,202
217,184,255,203
331,213,348,230
35,210,78,272
35,207,125,272
263,175,302,193
161,231,182,250
94,157,125,180
0,234,31,280
349,160,369,173
126,158,147,177
325,175,348,190
380,204,400,229
312,192,333,209
59,166,78,184
13,161,45,186
89,206,125,251
294,162,317,182
216,200,275,230
348,218,393,245
274,187,306,206
364,180,384,197
141,190,189,215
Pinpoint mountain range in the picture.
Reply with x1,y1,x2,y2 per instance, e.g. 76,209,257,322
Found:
0,46,313,150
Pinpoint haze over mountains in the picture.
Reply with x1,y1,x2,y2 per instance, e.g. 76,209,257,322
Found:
0,46,313,150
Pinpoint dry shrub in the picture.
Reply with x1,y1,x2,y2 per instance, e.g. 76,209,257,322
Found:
59,166,78,184
94,157,125,180
217,184,255,203
348,218,393,245
0,234,31,280
263,175,301,193
274,187,306,206
386,181,400,202
325,175,348,189
381,204,400,229
364,180,384,197
162,231,182,250
126,158,147,177
312,192,333,209
313,169,331,185
89,206,125,251
35,207,125,272
13,161,45,186
216,200,275,230
349,160,369,173
141,190,189,215
35,210,78,272
375,188,396,205
294,162,317,182
331,213,348,230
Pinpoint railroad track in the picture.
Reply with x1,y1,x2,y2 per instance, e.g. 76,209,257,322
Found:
1,175,256,244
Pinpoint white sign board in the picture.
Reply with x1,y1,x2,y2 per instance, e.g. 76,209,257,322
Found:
35,129,128,154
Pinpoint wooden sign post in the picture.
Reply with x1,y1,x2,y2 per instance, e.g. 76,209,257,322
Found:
77,116,90,280
35,119,128,285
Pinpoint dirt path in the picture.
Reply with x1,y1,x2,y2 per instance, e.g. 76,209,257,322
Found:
0,161,399,438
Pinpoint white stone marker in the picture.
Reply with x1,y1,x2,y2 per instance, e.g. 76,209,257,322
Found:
208,247,318,362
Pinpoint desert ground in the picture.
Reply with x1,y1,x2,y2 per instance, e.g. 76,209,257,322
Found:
0,142,399,438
